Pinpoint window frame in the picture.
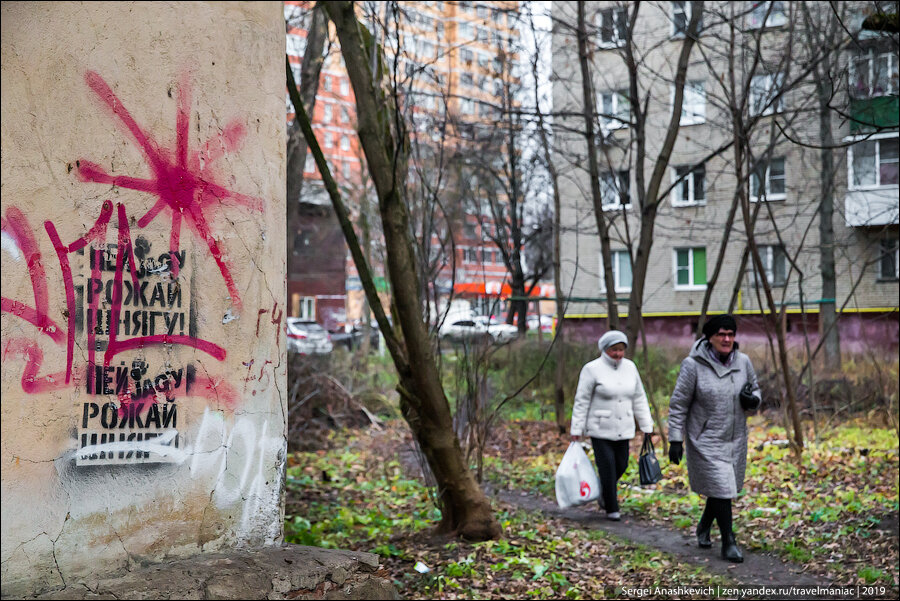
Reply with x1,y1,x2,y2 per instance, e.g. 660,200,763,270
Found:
750,157,787,202
676,80,707,125
599,89,631,131
878,237,899,281
673,247,708,290
671,164,706,206
671,1,702,37
597,7,628,49
753,244,788,287
847,133,900,190
747,1,787,29
599,170,632,211
599,249,634,293
749,72,785,116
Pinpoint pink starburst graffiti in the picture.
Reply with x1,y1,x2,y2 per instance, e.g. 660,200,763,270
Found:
75,70,264,310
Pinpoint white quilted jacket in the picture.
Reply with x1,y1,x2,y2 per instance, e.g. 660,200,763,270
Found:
570,354,654,440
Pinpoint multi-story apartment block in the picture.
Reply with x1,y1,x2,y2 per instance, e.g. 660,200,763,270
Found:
551,1,898,353
285,1,544,328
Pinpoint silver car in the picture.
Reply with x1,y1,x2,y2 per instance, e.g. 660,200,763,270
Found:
286,319,333,355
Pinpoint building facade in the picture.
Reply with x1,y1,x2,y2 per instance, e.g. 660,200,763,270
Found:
551,0,898,353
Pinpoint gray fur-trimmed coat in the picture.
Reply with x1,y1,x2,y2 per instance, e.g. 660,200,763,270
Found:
667,339,761,499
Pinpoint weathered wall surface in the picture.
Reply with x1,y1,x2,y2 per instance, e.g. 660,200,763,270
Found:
1,2,286,596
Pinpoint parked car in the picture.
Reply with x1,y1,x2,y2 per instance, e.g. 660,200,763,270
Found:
286,319,333,355
330,326,381,351
527,314,554,333
473,315,519,344
439,315,491,344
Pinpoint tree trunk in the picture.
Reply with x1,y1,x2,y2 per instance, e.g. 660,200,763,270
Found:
322,1,500,541
286,4,328,253
576,1,619,329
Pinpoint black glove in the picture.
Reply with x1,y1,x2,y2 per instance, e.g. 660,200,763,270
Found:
668,441,683,465
739,383,760,411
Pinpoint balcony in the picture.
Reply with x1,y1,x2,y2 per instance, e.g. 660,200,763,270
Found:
844,187,899,226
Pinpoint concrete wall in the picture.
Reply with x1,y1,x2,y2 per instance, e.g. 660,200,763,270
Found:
1,2,286,596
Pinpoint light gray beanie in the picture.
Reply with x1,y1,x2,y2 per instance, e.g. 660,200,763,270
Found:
598,330,628,352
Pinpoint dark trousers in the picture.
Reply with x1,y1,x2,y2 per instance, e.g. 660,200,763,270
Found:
591,438,630,513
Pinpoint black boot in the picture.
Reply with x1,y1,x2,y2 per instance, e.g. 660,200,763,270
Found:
696,521,712,548
721,531,744,563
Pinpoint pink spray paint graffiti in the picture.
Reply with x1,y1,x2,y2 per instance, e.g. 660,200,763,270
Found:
1,70,266,464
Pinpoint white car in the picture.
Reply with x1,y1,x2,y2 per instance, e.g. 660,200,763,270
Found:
527,314,554,333
286,319,333,355
474,315,519,344
439,316,491,344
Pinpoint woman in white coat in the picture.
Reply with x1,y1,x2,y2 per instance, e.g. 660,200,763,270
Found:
570,330,654,520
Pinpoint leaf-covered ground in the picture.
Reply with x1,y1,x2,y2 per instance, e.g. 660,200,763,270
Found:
284,426,732,599
484,417,900,587
284,416,898,598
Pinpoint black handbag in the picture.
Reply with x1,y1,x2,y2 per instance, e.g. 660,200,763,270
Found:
639,433,663,486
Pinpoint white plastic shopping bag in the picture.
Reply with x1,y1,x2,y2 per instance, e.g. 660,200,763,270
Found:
555,442,600,508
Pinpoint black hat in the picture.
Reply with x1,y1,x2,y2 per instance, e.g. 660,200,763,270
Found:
702,314,737,339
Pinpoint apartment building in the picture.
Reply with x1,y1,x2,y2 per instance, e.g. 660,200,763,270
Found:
285,1,539,327
551,1,898,352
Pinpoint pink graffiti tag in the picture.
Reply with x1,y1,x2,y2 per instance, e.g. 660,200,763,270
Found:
75,70,264,311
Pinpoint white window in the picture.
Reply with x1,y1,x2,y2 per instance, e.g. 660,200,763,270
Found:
679,80,706,125
673,247,707,290
340,106,350,123
461,47,474,63
304,153,315,174
879,237,899,280
460,98,476,115
850,136,899,188
340,135,350,151
598,7,628,48
600,90,630,130
339,78,350,96
323,75,332,92
341,160,351,179
850,50,898,99
323,104,333,122
458,21,473,40
751,157,786,201
324,132,334,148
747,1,787,29
599,250,633,293
672,164,706,206
289,62,302,87
600,170,631,210
750,73,784,116
298,296,315,320
671,1,702,36
461,72,474,87
463,247,480,263
753,245,787,287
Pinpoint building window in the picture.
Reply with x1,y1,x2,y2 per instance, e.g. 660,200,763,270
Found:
342,161,352,179
672,1,702,36
598,7,628,48
600,90,630,130
340,78,350,96
323,104,333,122
304,153,315,174
461,72,474,87
674,248,707,289
458,21,473,39
679,80,706,125
463,247,480,263
850,49,898,99
749,73,784,116
294,296,315,320
323,75,332,92
286,33,306,58
340,135,350,151
460,98,476,115
672,164,706,206
461,47,474,64
324,132,334,148
879,237,899,281
600,170,631,210
750,157,786,201
747,1,787,29
340,106,350,123
753,245,788,287
599,250,633,293
849,136,899,188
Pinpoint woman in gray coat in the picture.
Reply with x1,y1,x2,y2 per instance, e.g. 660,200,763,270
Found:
667,314,761,563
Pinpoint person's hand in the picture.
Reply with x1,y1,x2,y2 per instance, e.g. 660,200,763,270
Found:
571,434,582,443
668,441,683,465
739,383,760,411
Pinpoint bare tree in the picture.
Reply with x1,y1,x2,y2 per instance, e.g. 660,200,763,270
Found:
292,1,501,541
